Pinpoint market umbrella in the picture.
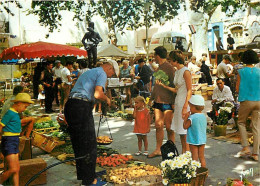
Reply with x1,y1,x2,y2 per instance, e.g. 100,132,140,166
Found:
97,44,129,57
0,41,87,62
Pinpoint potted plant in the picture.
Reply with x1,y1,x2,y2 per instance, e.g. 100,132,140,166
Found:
160,151,201,185
214,106,233,136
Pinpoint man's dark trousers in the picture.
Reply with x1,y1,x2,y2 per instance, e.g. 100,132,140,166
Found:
44,86,54,112
87,47,97,68
64,99,96,185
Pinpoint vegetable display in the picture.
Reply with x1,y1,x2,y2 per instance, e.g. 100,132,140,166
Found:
106,165,161,184
153,70,170,85
96,154,133,167
34,120,60,129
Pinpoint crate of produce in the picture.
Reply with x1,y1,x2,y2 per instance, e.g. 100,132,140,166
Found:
31,131,59,153
105,164,162,185
34,127,59,134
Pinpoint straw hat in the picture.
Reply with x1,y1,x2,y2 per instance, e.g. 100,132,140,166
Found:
12,93,34,104
189,95,205,106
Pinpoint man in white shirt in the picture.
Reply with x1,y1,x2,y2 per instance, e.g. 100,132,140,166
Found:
208,78,234,122
61,61,73,111
52,60,63,106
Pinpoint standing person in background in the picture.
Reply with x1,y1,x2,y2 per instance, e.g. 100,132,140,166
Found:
33,63,44,99
133,96,150,156
82,22,103,68
60,61,74,112
157,51,192,153
135,58,152,98
217,54,234,87
148,46,176,158
41,62,55,113
52,60,63,107
216,37,224,51
199,60,213,85
227,34,235,50
236,49,260,162
78,62,89,77
64,62,116,185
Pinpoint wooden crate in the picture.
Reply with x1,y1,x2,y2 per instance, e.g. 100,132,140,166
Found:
31,131,59,153
34,127,59,134
19,158,47,186
193,90,201,95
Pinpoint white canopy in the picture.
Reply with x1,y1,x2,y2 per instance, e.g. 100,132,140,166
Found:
97,44,129,57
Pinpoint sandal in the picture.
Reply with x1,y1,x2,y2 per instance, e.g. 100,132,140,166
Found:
134,151,142,156
238,149,251,158
147,152,161,158
142,151,149,156
250,154,258,161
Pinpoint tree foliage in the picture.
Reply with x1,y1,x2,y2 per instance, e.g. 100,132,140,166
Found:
26,0,181,41
0,1,22,16
189,0,250,18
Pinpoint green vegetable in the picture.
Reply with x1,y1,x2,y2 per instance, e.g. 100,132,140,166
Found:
153,70,170,85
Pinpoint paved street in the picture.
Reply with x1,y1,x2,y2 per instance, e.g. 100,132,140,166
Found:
30,100,259,186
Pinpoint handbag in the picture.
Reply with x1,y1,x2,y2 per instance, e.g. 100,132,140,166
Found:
160,140,179,160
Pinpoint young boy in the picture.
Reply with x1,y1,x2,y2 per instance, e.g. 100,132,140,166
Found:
0,93,34,186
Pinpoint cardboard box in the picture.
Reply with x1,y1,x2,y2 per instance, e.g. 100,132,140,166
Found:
19,158,47,186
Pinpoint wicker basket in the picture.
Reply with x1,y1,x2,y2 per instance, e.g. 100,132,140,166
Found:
190,167,208,186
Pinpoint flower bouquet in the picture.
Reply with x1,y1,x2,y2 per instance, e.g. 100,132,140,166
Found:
214,104,234,136
160,151,201,185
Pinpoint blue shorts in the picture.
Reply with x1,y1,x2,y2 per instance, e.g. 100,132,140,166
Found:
1,136,19,156
153,102,173,112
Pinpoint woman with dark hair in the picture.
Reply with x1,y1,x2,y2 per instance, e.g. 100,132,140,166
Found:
236,49,260,161
157,51,192,153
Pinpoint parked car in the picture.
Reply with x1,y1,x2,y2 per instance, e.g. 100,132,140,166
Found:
236,35,260,49
149,31,188,53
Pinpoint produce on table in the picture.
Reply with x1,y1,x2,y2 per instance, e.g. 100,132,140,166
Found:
97,136,113,144
36,116,52,123
97,146,119,157
153,70,170,86
248,136,253,146
34,120,60,129
96,154,133,167
23,109,32,116
106,165,161,184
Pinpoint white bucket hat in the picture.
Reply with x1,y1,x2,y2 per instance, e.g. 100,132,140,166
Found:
189,95,205,106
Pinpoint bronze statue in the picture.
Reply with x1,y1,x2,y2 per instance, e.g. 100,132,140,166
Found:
82,22,103,68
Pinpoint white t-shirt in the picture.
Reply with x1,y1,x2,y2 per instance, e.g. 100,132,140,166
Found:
52,66,63,78
188,62,200,74
61,67,71,85
212,85,234,104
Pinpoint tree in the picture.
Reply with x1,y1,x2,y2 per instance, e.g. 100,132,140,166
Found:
0,1,22,16
184,0,251,62
26,0,181,45
27,1,95,38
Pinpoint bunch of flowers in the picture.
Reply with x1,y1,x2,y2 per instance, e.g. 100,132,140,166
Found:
160,151,201,185
215,102,234,125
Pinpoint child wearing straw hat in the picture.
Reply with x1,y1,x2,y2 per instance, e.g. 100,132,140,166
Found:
0,93,34,186
183,95,207,168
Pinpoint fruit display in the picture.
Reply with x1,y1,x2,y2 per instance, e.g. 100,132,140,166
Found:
97,136,113,144
106,164,161,184
96,154,133,167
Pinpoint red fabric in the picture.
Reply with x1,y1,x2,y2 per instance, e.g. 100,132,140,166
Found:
0,41,87,61
133,108,150,134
